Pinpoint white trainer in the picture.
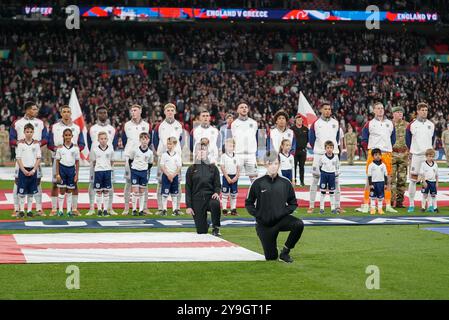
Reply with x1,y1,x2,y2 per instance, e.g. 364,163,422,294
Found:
385,205,398,213
355,204,369,213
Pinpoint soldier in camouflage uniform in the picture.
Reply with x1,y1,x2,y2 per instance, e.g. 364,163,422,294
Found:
442,123,449,166
391,106,409,208
0,124,10,166
344,125,357,165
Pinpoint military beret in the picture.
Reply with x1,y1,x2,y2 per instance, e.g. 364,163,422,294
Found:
392,106,405,113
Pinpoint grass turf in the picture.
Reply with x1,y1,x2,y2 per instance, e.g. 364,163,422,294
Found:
1,179,449,299
0,226,449,299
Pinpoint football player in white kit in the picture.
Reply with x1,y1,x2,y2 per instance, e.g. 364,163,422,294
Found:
47,105,85,216
152,103,184,215
356,102,397,214
267,110,296,154
190,108,221,164
230,103,259,184
9,101,48,217
86,106,118,215
121,104,152,215
308,102,343,214
406,102,436,213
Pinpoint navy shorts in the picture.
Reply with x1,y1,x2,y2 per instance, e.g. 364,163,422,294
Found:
370,181,385,199
281,170,293,182
222,174,238,194
58,164,76,189
94,170,112,190
131,169,148,187
421,181,437,196
161,174,179,196
320,171,336,191
17,168,38,195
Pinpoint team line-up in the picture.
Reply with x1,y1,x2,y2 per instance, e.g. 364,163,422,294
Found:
9,100,439,221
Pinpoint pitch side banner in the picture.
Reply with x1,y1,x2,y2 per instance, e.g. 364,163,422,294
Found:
1,216,449,230
78,7,438,23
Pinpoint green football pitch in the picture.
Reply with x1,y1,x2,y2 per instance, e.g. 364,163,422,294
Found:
0,180,448,300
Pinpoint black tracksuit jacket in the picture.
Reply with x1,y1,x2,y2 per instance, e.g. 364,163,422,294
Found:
245,174,298,227
185,162,221,208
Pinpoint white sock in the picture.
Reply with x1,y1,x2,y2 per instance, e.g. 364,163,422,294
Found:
19,195,25,212
108,188,114,211
72,194,78,211
96,193,103,211
132,192,138,212
171,194,178,211
103,193,110,212
13,184,19,211
89,182,95,210
36,185,42,211
139,192,146,212
162,196,168,210
143,187,148,210
52,196,58,211
309,176,319,209
335,176,340,208
320,192,325,210
422,194,428,209
177,181,182,209
408,181,417,207
124,182,131,211
330,193,335,211
27,195,33,212
58,194,65,212
66,193,73,213
156,183,163,210
432,196,437,209
230,194,237,210
377,199,383,211
221,193,229,210
370,198,376,209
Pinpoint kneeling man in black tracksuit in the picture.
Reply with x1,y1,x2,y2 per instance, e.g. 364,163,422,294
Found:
245,152,304,263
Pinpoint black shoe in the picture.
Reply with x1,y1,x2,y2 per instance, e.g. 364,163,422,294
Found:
173,209,181,216
211,227,222,237
26,211,33,218
18,211,25,218
396,203,405,208
97,210,103,216
103,211,110,217
230,209,238,216
279,248,294,263
434,208,439,213
138,211,144,216
222,209,228,216
160,210,167,216
300,182,305,187
132,210,138,216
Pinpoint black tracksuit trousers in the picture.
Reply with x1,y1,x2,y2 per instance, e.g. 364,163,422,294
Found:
256,215,304,260
294,150,307,184
192,197,221,234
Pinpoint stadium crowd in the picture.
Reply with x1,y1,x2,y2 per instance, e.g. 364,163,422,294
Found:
2,60,449,159
1,25,449,161
1,25,437,70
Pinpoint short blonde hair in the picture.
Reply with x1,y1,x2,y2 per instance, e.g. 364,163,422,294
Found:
164,103,176,111
425,148,435,157
224,138,235,146
97,131,108,139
